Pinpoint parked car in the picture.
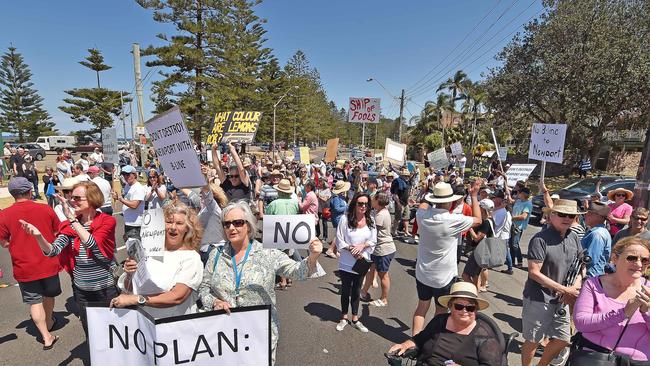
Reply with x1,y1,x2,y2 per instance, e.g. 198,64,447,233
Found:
531,176,636,218
20,143,46,161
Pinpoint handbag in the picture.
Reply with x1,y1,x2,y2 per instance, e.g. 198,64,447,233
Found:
473,219,508,268
566,319,632,366
46,181,55,197
322,207,332,220
351,258,372,276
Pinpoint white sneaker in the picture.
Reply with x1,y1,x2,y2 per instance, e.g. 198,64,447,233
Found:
550,347,569,366
336,319,348,331
352,320,369,333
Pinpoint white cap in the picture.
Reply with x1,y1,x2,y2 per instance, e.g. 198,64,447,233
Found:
479,198,495,212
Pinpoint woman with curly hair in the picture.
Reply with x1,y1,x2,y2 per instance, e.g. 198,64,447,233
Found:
111,202,204,319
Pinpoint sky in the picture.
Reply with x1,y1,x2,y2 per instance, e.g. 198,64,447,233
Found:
0,0,544,139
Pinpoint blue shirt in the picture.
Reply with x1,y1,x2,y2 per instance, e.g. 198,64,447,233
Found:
512,199,533,231
330,194,348,228
581,224,611,277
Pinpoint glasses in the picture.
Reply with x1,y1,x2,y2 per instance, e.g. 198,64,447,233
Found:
452,303,477,312
556,212,577,219
357,202,369,207
615,193,627,198
62,189,72,194
228,175,240,179
632,216,648,222
149,176,157,179
222,219,247,228
625,255,650,265
71,195,87,202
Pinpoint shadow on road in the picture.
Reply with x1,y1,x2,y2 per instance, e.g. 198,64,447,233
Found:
360,305,410,344
394,257,415,268
0,333,17,345
304,302,341,323
493,312,522,333
318,282,342,296
58,341,90,365
15,310,72,341
491,292,523,307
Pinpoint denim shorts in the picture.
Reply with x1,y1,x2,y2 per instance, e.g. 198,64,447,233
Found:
371,252,395,273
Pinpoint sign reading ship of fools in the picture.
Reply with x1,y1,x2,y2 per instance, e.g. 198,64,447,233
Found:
348,97,380,123
528,123,567,164
206,111,262,144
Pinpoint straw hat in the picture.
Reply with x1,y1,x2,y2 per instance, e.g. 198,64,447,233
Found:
57,177,79,191
550,199,585,215
425,182,462,204
438,282,489,310
243,157,252,167
587,201,611,218
270,169,283,179
332,180,351,194
607,188,633,201
274,179,294,194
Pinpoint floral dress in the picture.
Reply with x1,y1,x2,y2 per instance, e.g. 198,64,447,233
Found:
199,240,324,364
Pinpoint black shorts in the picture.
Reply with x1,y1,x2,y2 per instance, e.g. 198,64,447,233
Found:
462,252,483,278
415,277,456,307
18,274,62,304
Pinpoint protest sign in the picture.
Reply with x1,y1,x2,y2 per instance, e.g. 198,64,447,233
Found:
471,156,491,178
427,148,449,170
325,138,339,163
481,151,496,158
450,142,463,156
206,111,262,144
132,257,166,295
206,149,221,163
348,97,380,123
141,208,165,259
384,138,406,165
136,126,148,137
293,147,310,164
374,153,383,163
528,123,567,164
102,128,119,164
505,164,537,186
87,305,271,366
498,147,508,162
145,107,205,188
262,214,315,249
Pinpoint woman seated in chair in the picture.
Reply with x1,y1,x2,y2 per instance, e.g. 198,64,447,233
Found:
388,282,502,366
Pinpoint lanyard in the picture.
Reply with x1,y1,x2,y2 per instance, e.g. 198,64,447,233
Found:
231,240,253,296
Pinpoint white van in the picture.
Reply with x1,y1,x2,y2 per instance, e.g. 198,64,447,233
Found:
36,136,77,151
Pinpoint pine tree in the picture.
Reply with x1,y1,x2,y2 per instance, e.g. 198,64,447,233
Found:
59,48,129,139
0,46,56,142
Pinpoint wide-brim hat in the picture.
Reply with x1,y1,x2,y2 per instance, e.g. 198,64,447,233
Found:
607,188,634,201
57,177,79,191
587,201,611,218
551,199,585,215
274,179,294,194
332,180,351,194
425,182,462,204
438,282,489,310
243,157,252,167
335,163,343,170
270,169,283,179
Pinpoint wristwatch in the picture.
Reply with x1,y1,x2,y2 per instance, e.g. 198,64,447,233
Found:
137,295,147,306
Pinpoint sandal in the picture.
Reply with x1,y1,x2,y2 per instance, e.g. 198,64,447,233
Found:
43,335,59,350
371,299,388,307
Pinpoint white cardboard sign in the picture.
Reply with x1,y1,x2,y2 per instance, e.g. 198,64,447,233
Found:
145,107,206,188
102,128,119,164
87,305,271,366
348,97,380,123
427,148,449,170
528,123,567,164
450,142,463,156
384,138,406,165
498,147,508,161
262,214,315,249
505,164,537,186
140,208,165,259
374,153,383,163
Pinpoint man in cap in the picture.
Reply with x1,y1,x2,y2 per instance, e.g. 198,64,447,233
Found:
510,187,533,268
581,201,612,277
521,199,583,366
111,165,145,240
411,180,483,336
88,166,113,215
391,168,412,237
0,177,61,349
214,142,251,202
258,169,282,219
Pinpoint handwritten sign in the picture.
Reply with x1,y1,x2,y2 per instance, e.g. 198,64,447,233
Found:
450,142,463,156
348,97,380,123
374,153,383,163
505,164,537,186
427,148,449,170
206,111,262,144
263,214,315,249
384,138,406,165
294,147,310,165
325,138,339,163
145,107,206,188
102,128,119,164
141,208,165,258
498,147,508,161
87,305,271,366
471,156,491,178
528,123,567,164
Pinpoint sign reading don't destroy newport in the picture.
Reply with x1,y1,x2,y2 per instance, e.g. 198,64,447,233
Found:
262,214,315,249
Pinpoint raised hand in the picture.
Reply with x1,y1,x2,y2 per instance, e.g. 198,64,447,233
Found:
19,220,42,237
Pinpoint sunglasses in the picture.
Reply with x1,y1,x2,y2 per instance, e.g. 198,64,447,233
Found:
228,175,240,179
556,212,577,219
625,255,650,265
62,189,72,194
615,193,627,198
452,303,477,312
71,195,87,201
632,216,648,222
357,202,369,207
222,219,247,228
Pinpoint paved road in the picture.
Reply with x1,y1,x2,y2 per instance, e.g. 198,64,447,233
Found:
0,212,541,366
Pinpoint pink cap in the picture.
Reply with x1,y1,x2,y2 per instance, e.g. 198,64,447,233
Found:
88,166,100,173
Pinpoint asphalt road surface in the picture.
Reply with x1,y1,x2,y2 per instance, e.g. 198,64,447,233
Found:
0,212,542,366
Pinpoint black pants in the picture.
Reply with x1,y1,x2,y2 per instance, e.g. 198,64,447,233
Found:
340,270,363,316
73,285,119,336
100,206,113,215
316,213,328,240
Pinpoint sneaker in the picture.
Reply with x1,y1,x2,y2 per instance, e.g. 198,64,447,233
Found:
500,269,513,275
336,319,348,331
550,347,569,366
352,320,369,333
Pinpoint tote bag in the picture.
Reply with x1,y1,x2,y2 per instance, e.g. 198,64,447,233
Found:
473,219,507,268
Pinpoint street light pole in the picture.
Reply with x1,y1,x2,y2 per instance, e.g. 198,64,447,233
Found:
367,78,405,143
272,86,298,161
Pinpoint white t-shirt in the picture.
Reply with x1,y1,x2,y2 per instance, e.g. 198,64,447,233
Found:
90,152,103,164
92,176,112,207
336,215,377,274
415,207,474,288
123,181,146,226
77,158,90,172
135,250,203,319
493,207,512,240
145,185,168,210
75,173,90,182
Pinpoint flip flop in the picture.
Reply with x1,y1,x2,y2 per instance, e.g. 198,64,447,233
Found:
371,299,388,307
43,335,59,350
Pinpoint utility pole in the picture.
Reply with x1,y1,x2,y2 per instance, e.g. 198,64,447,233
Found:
129,101,134,140
132,44,145,126
120,92,127,141
398,89,405,142
633,125,650,209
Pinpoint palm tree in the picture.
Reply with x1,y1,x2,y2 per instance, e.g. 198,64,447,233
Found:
460,82,487,151
436,70,469,110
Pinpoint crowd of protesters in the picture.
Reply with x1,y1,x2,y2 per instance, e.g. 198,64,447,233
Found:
0,141,649,366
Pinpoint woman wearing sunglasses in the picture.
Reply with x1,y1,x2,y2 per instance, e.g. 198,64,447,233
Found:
573,236,650,364
388,282,502,366
198,201,323,365
613,207,649,245
20,181,117,336
606,188,634,237
144,168,167,209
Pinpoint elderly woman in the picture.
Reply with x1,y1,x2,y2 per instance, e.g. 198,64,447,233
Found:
198,201,323,364
111,203,204,319
607,188,634,237
572,237,650,363
20,181,117,334
388,282,502,366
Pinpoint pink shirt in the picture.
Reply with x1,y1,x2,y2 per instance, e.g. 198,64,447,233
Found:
573,276,650,361
608,203,633,235
299,191,319,224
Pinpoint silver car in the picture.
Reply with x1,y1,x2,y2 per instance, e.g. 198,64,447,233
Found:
21,143,47,161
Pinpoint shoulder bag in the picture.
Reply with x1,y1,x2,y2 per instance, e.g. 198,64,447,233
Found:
474,219,508,269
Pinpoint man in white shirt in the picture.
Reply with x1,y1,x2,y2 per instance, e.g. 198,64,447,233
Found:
90,148,103,165
111,165,145,240
71,164,90,182
88,166,113,215
411,180,482,336
491,189,513,274
76,153,90,172
459,153,467,178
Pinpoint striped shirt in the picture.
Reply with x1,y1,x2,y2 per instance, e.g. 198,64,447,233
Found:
47,223,116,291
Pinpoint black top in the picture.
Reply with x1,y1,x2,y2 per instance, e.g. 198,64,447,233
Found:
471,219,495,247
413,314,502,366
10,154,25,176
221,178,251,202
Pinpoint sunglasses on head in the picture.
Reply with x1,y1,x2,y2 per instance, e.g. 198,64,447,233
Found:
452,303,477,312
222,219,247,228
556,212,577,219
625,255,650,265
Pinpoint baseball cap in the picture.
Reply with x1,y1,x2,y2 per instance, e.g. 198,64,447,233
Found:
88,166,100,174
8,177,33,196
519,187,531,195
479,198,495,211
121,165,137,174
491,189,505,199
